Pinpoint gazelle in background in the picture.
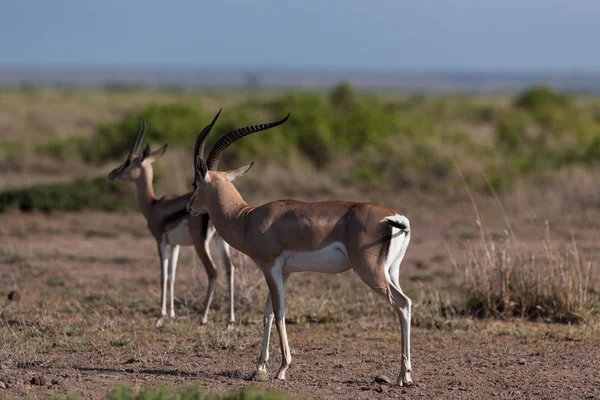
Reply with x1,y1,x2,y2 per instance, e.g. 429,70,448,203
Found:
187,111,414,386
108,117,236,328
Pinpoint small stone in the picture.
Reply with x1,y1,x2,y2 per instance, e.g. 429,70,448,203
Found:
51,379,59,385
30,376,46,386
518,359,527,365
7,291,20,301
375,375,392,384
0,381,6,389
380,384,389,393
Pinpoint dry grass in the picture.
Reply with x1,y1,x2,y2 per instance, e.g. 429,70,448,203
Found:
460,226,596,323
449,165,599,325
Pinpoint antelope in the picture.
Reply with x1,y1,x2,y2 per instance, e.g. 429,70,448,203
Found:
108,117,236,328
186,111,414,386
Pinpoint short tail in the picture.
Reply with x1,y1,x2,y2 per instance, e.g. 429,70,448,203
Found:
383,215,410,231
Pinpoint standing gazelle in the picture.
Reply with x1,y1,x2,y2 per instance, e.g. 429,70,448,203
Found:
186,111,414,386
108,117,236,327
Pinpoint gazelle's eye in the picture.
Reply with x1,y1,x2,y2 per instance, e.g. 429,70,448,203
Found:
192,182,197,191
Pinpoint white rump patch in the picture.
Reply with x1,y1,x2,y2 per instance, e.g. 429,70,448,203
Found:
166,219,193,246
281,242,351,274
383,215,411,290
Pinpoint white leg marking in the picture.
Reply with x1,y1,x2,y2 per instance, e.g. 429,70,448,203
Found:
168,245,180,319
217,238,235,325
156,241,169,328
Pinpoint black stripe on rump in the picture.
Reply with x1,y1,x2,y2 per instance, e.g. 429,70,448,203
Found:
377,222,394,267
386,219,407,230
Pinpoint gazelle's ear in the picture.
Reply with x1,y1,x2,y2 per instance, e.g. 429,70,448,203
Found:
147,144,168,163
225,162,254,182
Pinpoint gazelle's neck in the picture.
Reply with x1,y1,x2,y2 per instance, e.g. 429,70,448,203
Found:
205,181,253,253
134,165,157,220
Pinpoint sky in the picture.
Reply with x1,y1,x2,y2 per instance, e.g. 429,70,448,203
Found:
1,0,599,72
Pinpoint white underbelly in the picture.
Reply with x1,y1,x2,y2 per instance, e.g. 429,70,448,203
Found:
165,219,193,246
282,242,351,274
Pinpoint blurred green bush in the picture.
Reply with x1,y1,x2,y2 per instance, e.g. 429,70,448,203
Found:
21,83,600,194
0,177,135,213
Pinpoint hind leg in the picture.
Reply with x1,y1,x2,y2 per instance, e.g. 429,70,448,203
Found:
388,283,412,386
352,226,412,386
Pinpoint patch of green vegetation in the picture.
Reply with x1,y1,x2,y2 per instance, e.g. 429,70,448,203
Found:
0,177,135,213
84,103,211,164
39,385,293,400
5,84,600,193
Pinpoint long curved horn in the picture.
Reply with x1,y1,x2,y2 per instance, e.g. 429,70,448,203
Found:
194,109,222,163
193,109,222,180
206,113,290,171
130,118,146,157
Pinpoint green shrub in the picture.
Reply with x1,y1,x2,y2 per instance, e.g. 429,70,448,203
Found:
104,384,291,400
36,137,88,160
0,177,135,213
84,103,210,164
515,85,573,115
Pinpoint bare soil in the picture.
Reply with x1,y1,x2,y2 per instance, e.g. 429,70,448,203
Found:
0,208,599,400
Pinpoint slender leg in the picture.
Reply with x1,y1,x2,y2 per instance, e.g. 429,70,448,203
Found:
253,273,290,381
217,237,235,326
261,264,291,381
168,245,180,319
156,241,169,328
389,284,413,387
194,226,218,325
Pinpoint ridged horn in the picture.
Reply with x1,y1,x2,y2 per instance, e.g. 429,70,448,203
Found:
206,113,290,171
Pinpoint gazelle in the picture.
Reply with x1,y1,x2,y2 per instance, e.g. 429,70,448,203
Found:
108,117,236,328
186,111,414,386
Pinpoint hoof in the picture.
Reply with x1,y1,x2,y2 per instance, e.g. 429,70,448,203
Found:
275,367,289,381
155,317,166,328
251,370,269,382
396,375,414,387
226,322,234,331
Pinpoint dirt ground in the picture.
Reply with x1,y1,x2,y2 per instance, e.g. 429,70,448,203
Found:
0,204,599,399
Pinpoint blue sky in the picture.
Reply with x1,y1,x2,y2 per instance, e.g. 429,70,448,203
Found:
1,0,598,72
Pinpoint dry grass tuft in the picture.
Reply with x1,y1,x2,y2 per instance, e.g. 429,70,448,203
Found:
459,222,597,324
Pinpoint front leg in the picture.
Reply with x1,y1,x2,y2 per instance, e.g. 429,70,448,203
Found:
264,264,292,381
217,238,235,326
253,272,289,381
156,241,169,328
